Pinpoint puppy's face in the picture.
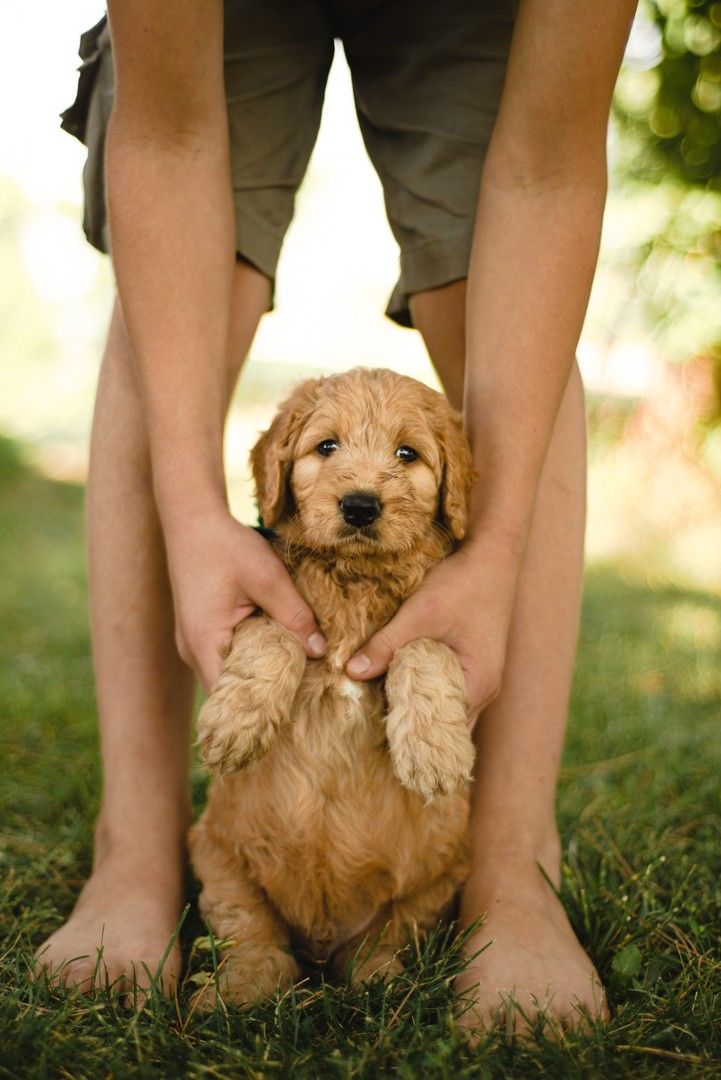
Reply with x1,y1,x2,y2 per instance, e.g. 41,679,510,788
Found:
290,387,442,556
251,369,473,556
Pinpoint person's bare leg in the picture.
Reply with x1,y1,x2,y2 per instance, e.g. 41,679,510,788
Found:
410,281,466,410
411,281,605,1032
35,261,270,995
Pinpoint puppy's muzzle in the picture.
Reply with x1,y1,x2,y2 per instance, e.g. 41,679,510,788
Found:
339,491,382,528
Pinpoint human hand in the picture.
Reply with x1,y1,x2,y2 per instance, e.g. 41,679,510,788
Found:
164,508,326,690
346,535,521,719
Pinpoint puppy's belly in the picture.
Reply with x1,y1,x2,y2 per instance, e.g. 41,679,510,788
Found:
199,674,469,951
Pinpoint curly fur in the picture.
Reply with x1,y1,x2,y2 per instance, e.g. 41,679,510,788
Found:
191,367,476,1006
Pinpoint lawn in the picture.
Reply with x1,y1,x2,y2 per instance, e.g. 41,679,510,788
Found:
1,433,721,1078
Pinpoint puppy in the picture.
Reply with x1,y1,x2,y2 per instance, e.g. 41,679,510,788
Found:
190,367,475,1005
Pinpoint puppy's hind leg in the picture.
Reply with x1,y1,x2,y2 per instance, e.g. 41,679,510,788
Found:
189,824,300,1009
331,905,406,985
332,869,465,984
197,615,306,773
385,638,474,801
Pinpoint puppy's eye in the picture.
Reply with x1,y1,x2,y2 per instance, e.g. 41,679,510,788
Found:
395,445,418,463
317,439,340,457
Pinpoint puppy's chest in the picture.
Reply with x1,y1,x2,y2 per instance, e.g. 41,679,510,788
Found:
292,563,406,670
290,662,386,756
331,672,368,724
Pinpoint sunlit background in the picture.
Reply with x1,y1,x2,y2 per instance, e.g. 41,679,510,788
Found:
3,9,721,1062
1,0,721,590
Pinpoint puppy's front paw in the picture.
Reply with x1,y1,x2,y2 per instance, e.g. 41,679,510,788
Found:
196,622,306,774
197,683,279,773
384,638,474,801
387,701,474,801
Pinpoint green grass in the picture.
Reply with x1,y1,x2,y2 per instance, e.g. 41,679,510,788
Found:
1,434,721,1078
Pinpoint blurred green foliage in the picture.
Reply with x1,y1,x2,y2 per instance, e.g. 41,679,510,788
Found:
615,0,721,186
612,0,721,416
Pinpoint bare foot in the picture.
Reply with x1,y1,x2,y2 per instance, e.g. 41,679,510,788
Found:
456,862,608,1037
34,848,184,1000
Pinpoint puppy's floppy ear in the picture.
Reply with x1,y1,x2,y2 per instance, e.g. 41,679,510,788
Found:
250,379,320,529
435,403,475,541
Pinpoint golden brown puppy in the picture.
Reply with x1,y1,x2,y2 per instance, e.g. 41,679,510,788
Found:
190,367,475,1005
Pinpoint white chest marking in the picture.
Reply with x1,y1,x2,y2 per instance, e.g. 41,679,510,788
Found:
340,677,364,701
339,676,365,723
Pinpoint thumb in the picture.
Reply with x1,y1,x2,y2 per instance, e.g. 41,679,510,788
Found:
195,643,224,695
254,565,327,660
346,607,418,680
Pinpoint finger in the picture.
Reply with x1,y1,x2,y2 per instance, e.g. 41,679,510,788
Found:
346,599,427,680
184,614,244,691
252,565,326,659
466,704,481,732
460,651,505,719
193,643,225,694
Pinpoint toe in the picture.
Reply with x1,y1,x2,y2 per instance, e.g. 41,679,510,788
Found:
34,938,100,993
59,957,107,994
189,978,225,1013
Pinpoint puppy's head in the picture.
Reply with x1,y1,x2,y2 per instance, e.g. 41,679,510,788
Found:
251,368,474,556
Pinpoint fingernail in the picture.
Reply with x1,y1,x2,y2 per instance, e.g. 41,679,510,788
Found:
347,653,371,676
307,632,327,657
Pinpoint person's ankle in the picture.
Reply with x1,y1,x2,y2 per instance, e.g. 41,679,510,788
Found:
92,809,189,884
462,824,562,911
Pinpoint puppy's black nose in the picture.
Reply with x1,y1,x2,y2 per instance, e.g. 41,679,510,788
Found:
340,491,382,527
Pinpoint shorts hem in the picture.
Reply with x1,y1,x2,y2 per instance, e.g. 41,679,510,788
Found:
79,199,284,289
232,195,286,281
386,231,473,327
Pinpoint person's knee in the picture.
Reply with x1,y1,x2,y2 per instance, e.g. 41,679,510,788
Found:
565,357,586,415
224,258,272,406
409,280,466,408
96,298,145,409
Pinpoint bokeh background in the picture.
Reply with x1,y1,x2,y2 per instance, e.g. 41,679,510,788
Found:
2,2,721,1072
2,0,721,583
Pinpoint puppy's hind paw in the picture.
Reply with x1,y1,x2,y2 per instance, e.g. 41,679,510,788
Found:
190,948,301,1010
387,706,474,802
346,947,405,986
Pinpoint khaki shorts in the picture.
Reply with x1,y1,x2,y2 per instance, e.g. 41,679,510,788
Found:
61,0,516,326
